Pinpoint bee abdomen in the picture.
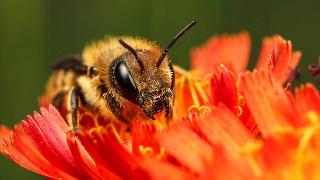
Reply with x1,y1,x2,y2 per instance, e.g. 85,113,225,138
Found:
44,54,89,102
44,70,79,103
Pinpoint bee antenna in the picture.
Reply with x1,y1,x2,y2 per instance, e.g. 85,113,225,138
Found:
156,20,197,67
119,39,144,71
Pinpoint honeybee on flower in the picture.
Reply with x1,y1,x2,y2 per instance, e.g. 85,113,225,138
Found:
1,27,320,180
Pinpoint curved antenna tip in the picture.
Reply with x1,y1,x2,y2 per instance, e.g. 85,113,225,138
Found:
156,20,197,67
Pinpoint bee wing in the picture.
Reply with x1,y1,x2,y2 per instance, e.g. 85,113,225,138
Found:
53,54,87,75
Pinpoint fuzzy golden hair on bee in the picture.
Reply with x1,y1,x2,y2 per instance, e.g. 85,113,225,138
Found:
43,20,197,132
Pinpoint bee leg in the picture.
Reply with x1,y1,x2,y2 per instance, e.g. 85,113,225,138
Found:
164,89,174,124
164,96,173,124
68,87,81,133
105,92,129,124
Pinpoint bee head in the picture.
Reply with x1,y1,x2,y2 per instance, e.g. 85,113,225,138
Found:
109,42,174,119
109,20,197,119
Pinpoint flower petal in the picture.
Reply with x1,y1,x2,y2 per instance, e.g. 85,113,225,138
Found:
294,83,320,116
22,112,82,178
131,121,161,158
255,129,320,179
1,124,72,179
258,132,299,173
210,65,238,112
200,144,256,180
255,35,301,84
240,69,301,137
196,105,253,154
158,121,214,174
78,128,143,179
0,125,10,154
191,32,250,75
67,131,102,180
195,106,260,178
141,159,190,180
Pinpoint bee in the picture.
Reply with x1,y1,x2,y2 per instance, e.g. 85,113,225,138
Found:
43,20,197,132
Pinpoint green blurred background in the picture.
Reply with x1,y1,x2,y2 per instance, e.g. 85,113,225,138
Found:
0,0,319,179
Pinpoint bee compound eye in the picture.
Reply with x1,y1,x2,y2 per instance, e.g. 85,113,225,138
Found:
114,61,138,102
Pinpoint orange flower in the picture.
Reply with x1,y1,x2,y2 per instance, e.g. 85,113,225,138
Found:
191,32,301,83
1,32,319,179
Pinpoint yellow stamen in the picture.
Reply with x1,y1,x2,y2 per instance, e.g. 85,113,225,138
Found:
88,126,102,137
271,125,294,134
93,116,100,128
204,73,213,81
194,80,209,103
110,123,123,144
238,94,245,106
173,65,188,76
307,111,320,126
296,111,320,154
297,127,314,154
139,145,154,157
248,157,263,177
188,105,210,116
241,142,263,177
295,126,317,179
152,113,167,131
78,112,100,129
156,147,166,160
235,105,243,116
199,106,210,114
241,141,262,153
187,75,200,107
188,105,200,114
